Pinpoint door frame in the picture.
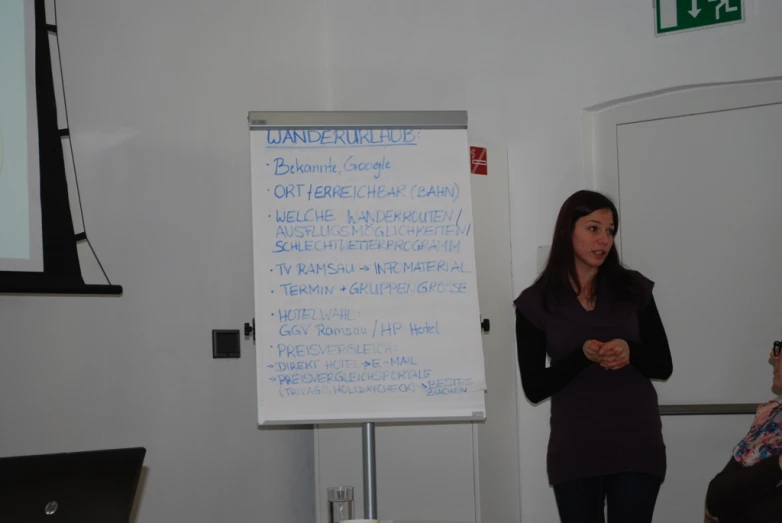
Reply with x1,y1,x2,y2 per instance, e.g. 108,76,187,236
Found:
582,76,782,206
580,75,782,409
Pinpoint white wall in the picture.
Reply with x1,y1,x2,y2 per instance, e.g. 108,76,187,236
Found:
320,1,782,521
3,1,781,522
0,1,330,522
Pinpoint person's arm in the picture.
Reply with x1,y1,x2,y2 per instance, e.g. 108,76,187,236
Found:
516,309,592,404
627,295,673,380
705,455,782,519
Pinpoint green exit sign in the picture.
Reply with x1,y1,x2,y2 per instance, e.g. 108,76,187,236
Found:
655,0,744,35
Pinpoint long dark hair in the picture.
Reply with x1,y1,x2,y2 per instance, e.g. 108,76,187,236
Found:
536,189,639,303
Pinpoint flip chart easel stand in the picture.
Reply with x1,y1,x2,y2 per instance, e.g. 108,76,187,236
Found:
362,422,378,519
246,110,486,521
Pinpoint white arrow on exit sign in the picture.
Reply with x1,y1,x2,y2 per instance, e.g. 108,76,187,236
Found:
689,0,701,17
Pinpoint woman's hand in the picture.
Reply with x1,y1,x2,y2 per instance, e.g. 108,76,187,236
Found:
583,340,603,363
598,339,630,370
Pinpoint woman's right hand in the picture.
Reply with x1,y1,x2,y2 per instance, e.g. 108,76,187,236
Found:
583,340,603,363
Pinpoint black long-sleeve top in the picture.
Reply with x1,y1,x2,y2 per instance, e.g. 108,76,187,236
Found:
706,454,782,522
516,295,673,404
514,272,673,485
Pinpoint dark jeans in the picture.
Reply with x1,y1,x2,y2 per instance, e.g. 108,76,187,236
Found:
552,472,662,523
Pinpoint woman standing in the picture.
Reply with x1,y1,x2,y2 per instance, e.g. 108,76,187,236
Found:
514,190,673,523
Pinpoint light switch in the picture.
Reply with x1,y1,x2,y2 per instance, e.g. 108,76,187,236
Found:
212,330,240,358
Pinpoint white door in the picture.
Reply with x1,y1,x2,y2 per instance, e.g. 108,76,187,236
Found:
314,144,520,523
583,78,782,523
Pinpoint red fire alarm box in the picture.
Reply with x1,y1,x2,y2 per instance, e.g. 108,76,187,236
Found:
470,146,487,175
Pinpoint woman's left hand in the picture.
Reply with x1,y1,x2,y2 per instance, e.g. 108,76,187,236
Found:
598,339,630,370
